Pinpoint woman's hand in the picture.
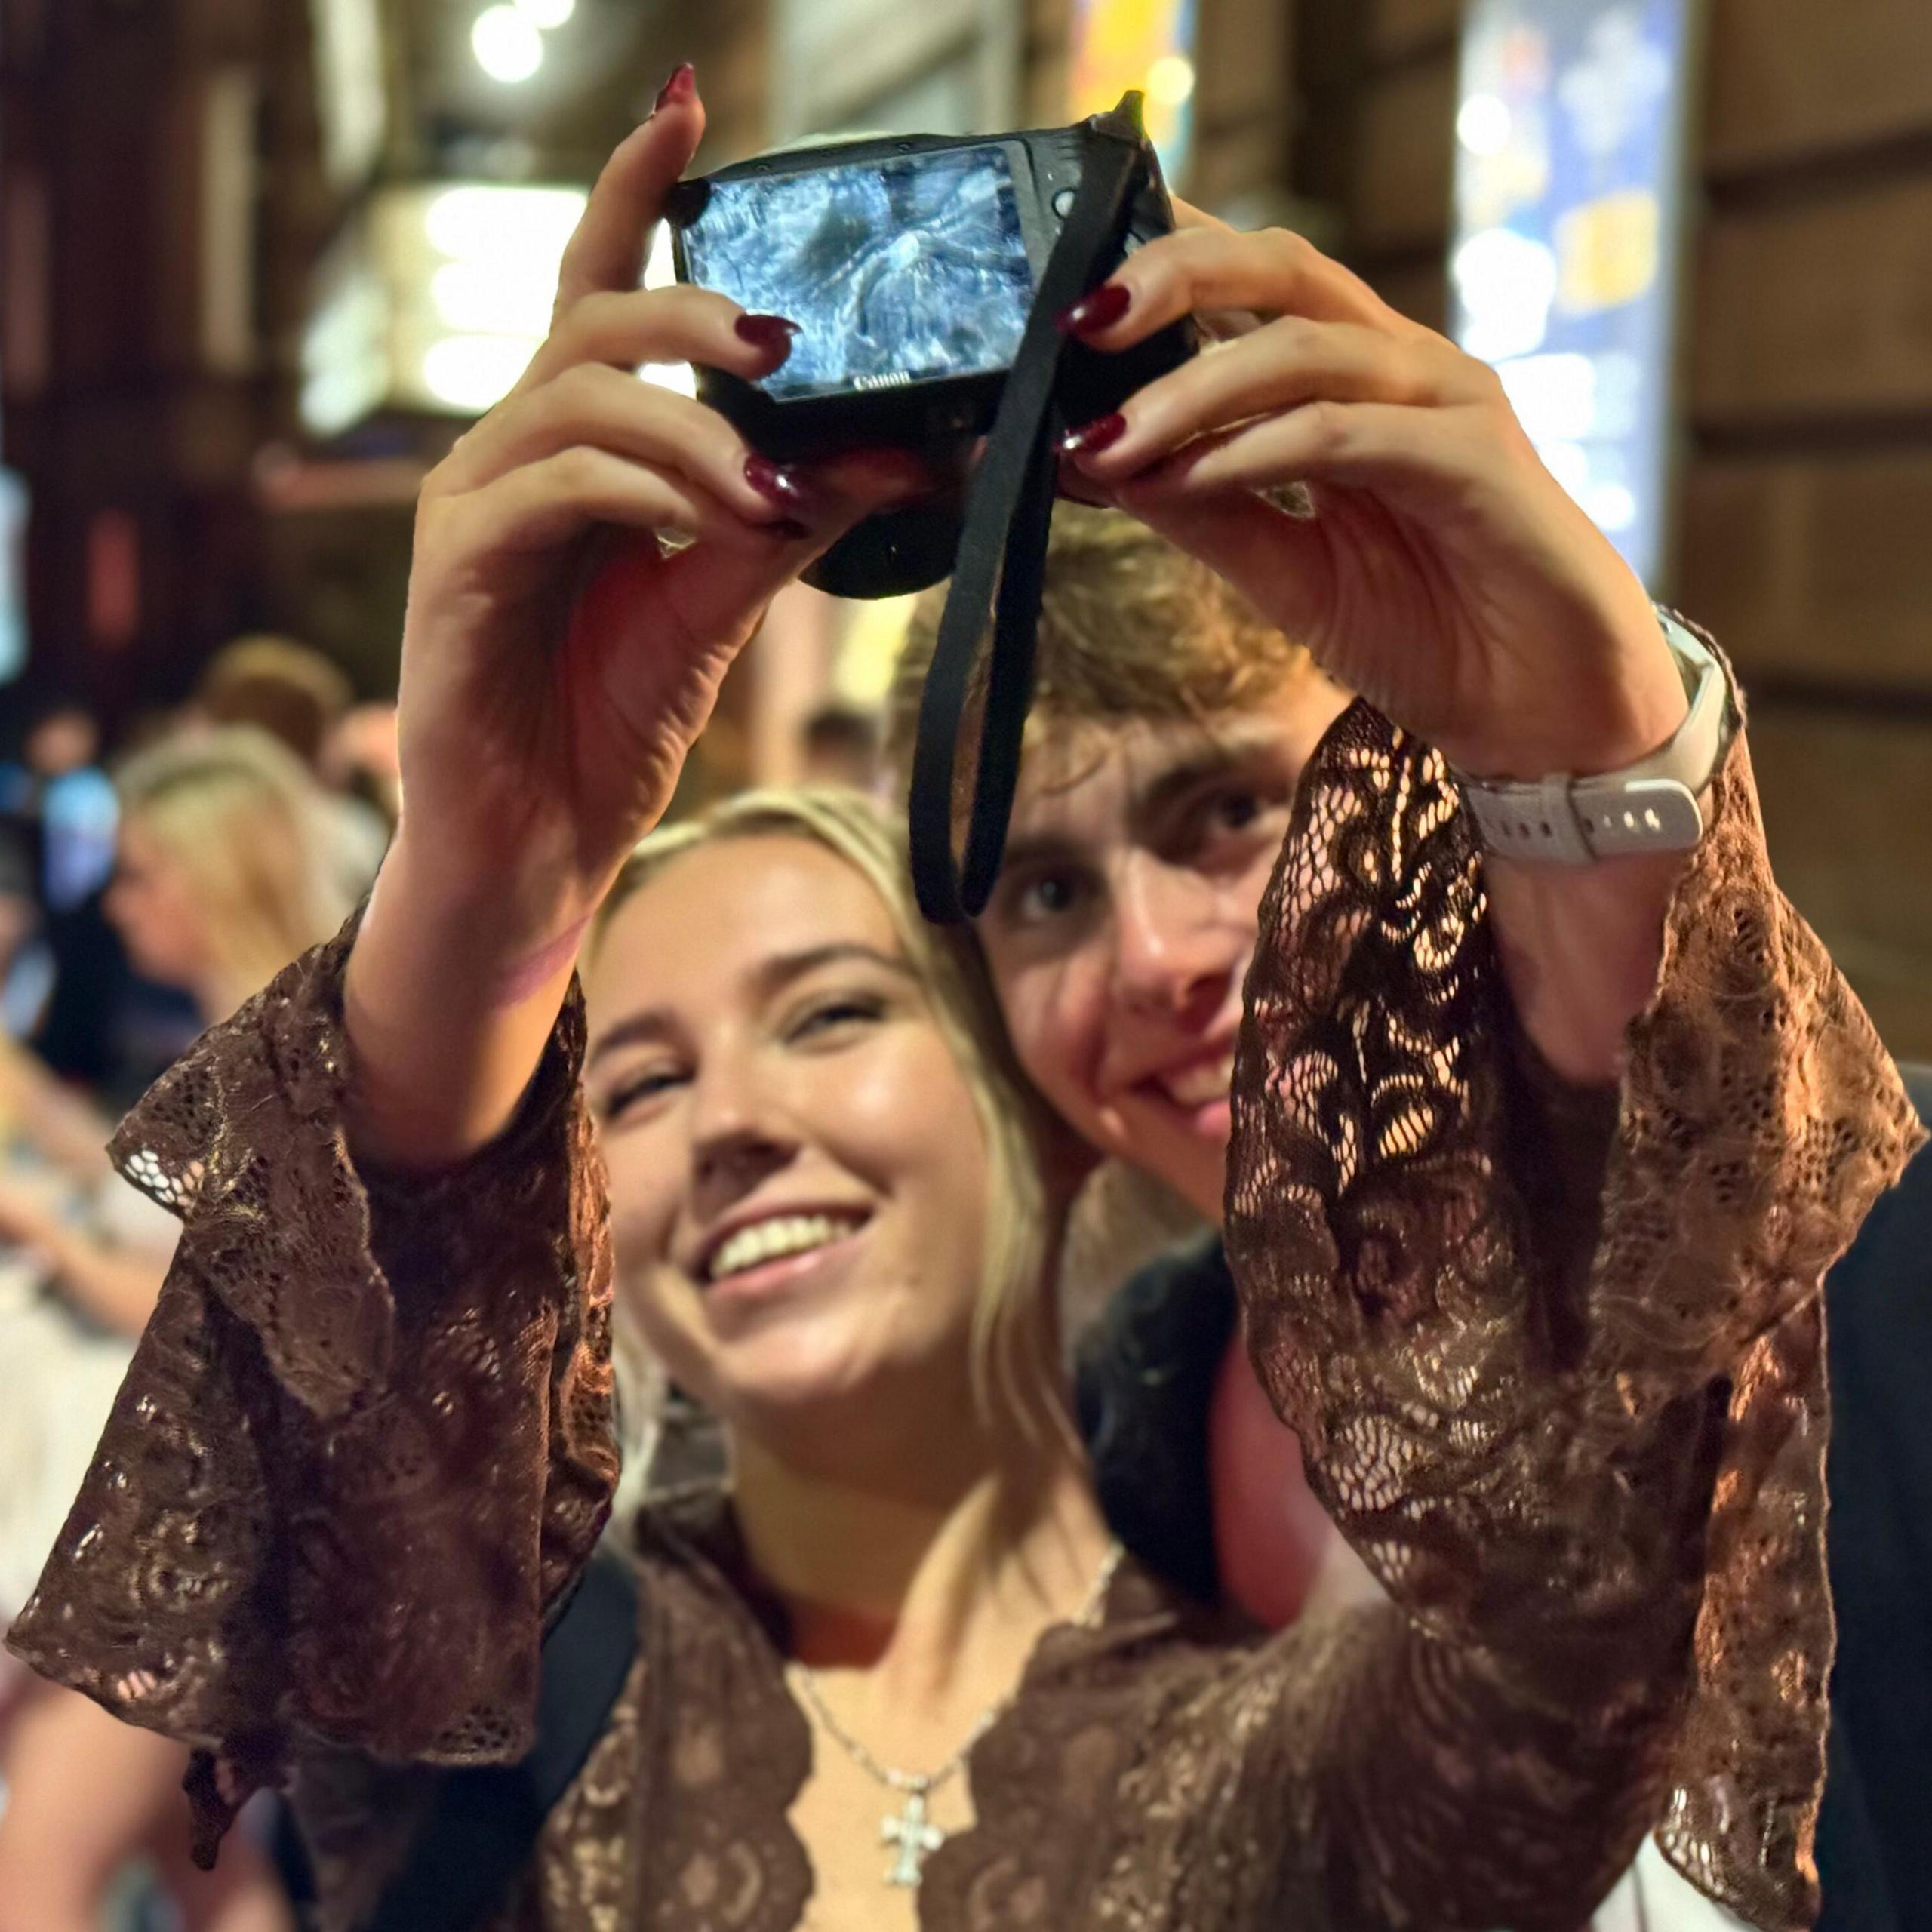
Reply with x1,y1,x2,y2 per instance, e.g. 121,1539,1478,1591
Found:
347,73,919,1164
392,73,907,943
1057,201,1687,785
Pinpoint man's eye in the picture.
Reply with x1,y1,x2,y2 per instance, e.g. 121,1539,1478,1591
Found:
1210,789,1263,832
1013,869,1086,924
1184,784,1288,860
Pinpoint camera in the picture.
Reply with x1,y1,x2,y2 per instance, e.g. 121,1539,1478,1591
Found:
666,95,1194,597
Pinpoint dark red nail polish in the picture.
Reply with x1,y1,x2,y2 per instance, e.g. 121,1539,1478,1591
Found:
654,63,695,112
1060,412,1128,457
745,454,808,508
734,313,800,355
1057,282,1131,335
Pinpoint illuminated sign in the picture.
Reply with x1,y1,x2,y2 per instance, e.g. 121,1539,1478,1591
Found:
0,469,26,685
300,183,588,434
1068,0,1198,186
1450,0,1697,589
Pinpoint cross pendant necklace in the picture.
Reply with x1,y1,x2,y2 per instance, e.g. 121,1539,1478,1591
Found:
787,1539,1124,1893
880,1784,946,1888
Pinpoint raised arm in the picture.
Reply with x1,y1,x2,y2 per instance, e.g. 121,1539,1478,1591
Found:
1057,215,1921,1927
1220,701,1919,1932
1058,200,1714,1088
5,76,911,1869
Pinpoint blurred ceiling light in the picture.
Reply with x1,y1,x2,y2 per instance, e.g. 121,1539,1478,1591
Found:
425,183,586,260
431,258,555,336
1583,481,1638,533
515,0,576,25
1146,54,1195,108
638,224,697,398
1457,94,1512,156
423,334,540,410
472,5,544,82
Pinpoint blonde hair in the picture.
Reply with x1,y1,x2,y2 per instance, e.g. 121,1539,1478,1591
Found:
115,726,353,1009
884,503,1314,780
593,787,1068,1444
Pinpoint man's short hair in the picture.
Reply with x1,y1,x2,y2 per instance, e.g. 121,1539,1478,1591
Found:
884,506,1312,780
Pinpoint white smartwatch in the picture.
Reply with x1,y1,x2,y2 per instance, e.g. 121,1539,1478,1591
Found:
1455,611,1735,865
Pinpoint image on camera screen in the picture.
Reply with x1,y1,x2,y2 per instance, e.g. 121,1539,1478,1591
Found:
681,146,1036,403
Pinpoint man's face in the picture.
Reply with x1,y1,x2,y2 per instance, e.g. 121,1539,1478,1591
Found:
977,681,1349,1222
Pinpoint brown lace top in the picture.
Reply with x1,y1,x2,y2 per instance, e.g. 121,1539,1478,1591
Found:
9,691,1920,1932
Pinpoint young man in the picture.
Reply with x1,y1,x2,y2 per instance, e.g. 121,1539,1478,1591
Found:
883,200,1923,1919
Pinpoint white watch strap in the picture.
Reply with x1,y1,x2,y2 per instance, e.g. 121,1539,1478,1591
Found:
1457,613,1734,865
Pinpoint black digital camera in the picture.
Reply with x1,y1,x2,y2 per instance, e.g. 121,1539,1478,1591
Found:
666,95,1194,597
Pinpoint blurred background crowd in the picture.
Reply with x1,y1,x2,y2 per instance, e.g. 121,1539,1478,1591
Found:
0,0,1928,1925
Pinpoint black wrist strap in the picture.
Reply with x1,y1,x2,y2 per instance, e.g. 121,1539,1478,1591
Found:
907,127,1144,923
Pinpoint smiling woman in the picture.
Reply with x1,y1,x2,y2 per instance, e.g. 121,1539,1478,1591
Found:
584,788,1063,1451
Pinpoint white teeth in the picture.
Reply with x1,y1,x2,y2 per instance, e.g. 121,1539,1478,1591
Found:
705,1213,862,1284
1158,1055,1235,1109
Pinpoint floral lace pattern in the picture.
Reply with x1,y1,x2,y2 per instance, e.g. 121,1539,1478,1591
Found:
6,923,619,1863
1226,696,1922,1930
8,691,1918,1931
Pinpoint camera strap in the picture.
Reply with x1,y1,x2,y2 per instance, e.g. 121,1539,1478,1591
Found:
908,127,1145,923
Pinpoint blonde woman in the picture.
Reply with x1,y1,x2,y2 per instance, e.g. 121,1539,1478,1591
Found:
108,724,360,1029
0,726,352,1932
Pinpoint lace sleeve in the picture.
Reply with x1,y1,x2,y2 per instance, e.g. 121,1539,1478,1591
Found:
4,918,620,1866
1223,691,1923,1932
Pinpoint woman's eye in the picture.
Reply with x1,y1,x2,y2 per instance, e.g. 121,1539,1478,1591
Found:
788,995,885,1042
600,1068,684,1121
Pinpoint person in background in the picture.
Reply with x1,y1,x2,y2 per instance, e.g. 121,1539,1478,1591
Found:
798,699,882,792
196,635,392,897
0,724,353,1932
323,700,404,836
2,694,132,1093
195,635,355,772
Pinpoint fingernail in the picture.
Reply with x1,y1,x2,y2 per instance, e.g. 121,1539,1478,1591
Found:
1057,282,1131,335
654,63,695,112
1059,413,1128,457
745,454,809,509
734,313,800,355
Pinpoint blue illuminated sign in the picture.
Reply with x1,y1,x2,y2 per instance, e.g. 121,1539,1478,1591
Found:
1450,0,1697,589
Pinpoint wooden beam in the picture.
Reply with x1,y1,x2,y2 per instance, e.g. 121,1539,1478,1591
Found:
1693,174,1932,422
1748,705,1932,1058
1679,454,1932,695
1348,51,1455,254
1363,253,1449,330
1364,0,1463,66
1704,0,1932,175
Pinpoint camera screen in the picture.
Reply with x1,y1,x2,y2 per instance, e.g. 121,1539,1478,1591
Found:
679,146,1037,404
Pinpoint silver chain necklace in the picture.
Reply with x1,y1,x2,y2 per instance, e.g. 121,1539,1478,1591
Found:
786,1539,1124,1890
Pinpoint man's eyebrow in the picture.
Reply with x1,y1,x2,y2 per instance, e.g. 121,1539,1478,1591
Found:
995,830,1081,879
1130,726,1287,825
